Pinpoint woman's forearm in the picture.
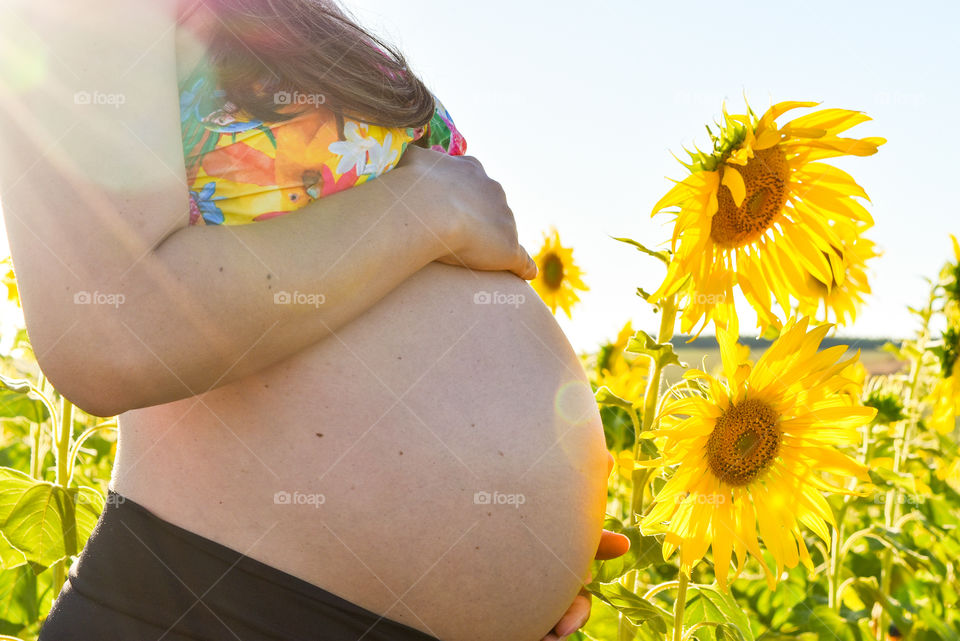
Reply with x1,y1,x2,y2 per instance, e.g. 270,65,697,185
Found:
70,166,455,416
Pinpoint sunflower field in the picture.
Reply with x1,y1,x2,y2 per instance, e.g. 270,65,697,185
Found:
560,102,960,641
0,100,957,641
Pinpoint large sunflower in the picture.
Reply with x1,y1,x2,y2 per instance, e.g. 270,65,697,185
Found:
640,317,876,588
532,228,588,318
650,101,884,335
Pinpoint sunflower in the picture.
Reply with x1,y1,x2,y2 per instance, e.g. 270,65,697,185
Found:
596,359,648,404
596,321,635,376
0,256,19,309
531,228,588,318
797,232,878,327
650,101,884,335
639,316,876,589
930,236,960,434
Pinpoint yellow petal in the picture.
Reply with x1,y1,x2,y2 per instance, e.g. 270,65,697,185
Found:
753,127,783,150
721,166,746,207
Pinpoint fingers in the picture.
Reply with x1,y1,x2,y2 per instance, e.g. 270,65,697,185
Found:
595,530,631,560
515,246,538,280
553,593,592,638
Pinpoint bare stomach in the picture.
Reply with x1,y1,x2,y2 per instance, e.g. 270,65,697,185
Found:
111,263,609,641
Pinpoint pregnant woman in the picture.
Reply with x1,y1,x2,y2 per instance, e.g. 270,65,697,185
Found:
0,1,626,639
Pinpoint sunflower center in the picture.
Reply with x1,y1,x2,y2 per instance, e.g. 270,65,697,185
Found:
542,252,565,290
706,398,781,486
710,147,790,248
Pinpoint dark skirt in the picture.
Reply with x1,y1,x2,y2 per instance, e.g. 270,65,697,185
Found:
39,491,440,641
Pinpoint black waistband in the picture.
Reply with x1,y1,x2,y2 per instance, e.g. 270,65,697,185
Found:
64,491,440,641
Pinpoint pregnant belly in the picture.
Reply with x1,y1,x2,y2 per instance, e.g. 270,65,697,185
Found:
112,263,609,641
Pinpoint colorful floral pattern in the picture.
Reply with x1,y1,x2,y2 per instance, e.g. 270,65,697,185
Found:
180,60,466,226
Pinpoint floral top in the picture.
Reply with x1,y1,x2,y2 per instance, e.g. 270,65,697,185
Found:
179,59,467,226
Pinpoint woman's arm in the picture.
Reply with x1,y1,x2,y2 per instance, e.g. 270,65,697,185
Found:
0,0,532,417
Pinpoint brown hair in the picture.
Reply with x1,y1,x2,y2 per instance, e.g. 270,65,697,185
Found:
201,0,435,128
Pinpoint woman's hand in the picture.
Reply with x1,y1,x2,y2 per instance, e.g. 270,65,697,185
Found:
542,452,631,641
397,146,538,280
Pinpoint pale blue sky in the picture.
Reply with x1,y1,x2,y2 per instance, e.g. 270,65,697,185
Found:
344,0,959,350
2,0,956,352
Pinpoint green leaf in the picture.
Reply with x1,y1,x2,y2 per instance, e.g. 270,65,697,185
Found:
0,469,39,525
0,531,26,570
867,525,940,573
586,581,670,633
72,486,105,548
578,597,621,641
685,585,755,641
868,467,919,493
918,608,960,641
2,483,78,567
0,390,48,424
593,524,662,583
800,605,859,641
612,237,670,264
715,622,749,641
0,376,32,395
595,386,636,411
847,576,913,634
626,331,685,370
0,565,39,626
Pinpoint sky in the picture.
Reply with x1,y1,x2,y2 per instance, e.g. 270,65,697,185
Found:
2,0,957,352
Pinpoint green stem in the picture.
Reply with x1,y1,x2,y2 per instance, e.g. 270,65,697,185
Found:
29,422,41,480
618,297,677,641
51,396,74,596
879,286,935,640
55,398,73,487
673,571,689,641
828,524,841,611
628,407,645,522
66,421,117,484
643,580,681,601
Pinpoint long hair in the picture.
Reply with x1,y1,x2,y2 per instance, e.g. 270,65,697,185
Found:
200,0,435,128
